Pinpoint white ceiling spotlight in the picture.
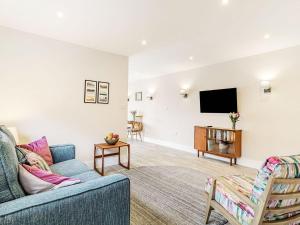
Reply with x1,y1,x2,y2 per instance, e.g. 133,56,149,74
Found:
264,33,271,39
141,40,147,46
222,0,229,5
56,11,64,19
189,56,194,61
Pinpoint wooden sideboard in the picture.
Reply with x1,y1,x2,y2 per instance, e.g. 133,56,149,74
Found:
194,126,242,166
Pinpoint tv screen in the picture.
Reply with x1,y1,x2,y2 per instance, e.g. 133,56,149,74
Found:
200,88,237,113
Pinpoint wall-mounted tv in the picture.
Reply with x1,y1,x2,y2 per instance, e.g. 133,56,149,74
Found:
199,88,237,113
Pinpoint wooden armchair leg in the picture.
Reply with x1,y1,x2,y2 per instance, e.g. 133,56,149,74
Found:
204,179,216,224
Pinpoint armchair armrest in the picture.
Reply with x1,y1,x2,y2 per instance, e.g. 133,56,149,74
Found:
218,177,257,209
0,174,130,225
49,144,75,163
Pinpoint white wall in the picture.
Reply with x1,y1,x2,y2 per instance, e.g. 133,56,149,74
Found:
0,26,128,167
129,45,300,168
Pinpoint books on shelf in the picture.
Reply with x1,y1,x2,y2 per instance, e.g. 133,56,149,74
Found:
207,128,234,142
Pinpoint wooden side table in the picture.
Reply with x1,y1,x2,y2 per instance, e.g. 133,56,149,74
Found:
94,141,130,176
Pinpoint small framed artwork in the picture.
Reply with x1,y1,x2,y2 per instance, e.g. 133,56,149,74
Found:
135,92,143,101
97,81,110,104
84,80,97,103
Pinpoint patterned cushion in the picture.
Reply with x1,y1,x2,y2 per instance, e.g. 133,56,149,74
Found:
0,126,25,203
16,147,51,171
250,155,300,222
19,164,81,194
206,175,255,225
18,136,53,166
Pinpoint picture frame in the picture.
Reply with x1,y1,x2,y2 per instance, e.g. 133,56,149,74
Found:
84,80,97,103
135,92,143,101
97,81,110,104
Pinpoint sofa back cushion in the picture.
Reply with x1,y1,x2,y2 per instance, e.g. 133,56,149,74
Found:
0,126,25,203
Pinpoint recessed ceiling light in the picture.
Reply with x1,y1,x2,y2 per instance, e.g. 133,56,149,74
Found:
222,0,229,5
56,11,64,18
189,56,194,61
264,34,271,39
141,40,147,46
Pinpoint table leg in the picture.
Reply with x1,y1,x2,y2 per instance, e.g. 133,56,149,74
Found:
118,147,121,165
128,145,130,169
94,145,96,170
101,148,105,176
119,145,130,170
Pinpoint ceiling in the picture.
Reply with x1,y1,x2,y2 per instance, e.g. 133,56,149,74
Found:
0,0,300,81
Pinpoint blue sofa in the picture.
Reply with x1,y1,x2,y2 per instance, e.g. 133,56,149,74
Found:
0,126,130,225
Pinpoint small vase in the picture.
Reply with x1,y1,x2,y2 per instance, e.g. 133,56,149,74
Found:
232,122,236,130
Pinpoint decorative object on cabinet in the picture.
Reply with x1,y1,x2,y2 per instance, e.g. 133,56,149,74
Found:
229,112,240,130
84,80,97,103
194,126,242,166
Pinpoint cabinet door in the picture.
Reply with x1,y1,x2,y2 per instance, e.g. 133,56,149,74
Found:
194,126,207,151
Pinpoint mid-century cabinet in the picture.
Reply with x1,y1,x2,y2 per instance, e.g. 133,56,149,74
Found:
194,126,242,166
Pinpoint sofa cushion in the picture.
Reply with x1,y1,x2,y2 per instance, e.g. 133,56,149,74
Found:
50,159,91,177
19,164,81,194
16,147,51,171
0,126,25,203
206,175,255,225
18,136,53,166
71,171,101,182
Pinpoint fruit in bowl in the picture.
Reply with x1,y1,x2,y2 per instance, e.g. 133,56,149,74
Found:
104,132,119,145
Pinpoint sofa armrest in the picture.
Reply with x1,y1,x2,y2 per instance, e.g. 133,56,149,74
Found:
0,174,130,225
49,144,75,163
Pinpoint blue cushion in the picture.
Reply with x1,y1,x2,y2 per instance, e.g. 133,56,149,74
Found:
0,126,25,203
50,159,91,177
71,171,101,182
49,144,75,164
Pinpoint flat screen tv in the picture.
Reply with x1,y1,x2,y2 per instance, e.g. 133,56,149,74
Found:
200,88,237,113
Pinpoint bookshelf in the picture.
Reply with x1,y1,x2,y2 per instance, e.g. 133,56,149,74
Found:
194,126,242,166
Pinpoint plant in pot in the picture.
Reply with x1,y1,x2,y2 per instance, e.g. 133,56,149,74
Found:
229,112,240,130
130,110,137,121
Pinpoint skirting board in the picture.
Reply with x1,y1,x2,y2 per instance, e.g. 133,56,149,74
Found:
144,137,262,169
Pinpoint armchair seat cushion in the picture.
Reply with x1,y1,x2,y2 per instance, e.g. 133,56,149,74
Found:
206,175,255,225
50,159,91,177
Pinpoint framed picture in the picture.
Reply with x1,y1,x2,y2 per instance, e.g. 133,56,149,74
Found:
135,92,142,101
97,81,110,104
84,80,97,103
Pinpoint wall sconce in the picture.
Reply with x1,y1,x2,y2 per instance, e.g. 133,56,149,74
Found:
146,95,153,100
260,80,272,93
180,89,189,98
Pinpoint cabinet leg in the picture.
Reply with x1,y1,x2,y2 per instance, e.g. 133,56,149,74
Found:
230,158,233,166
202,152,204,157
197,150,199,158
234,158,237,165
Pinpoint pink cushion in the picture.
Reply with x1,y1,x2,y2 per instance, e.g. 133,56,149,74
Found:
19,164,81,194
19,136,53,165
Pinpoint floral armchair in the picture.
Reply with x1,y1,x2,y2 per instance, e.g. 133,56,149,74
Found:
205,155,300,225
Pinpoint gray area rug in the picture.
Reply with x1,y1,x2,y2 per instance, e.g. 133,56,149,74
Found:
120,166,228,225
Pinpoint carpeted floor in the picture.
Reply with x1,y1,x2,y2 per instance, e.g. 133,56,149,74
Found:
120,166,228,225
